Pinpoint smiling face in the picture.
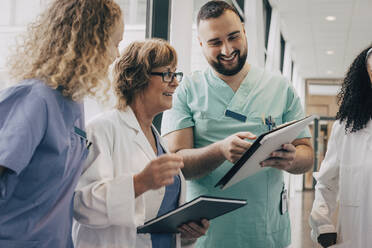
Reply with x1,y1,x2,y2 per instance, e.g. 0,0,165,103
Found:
140,65,180,114
198,10,248,76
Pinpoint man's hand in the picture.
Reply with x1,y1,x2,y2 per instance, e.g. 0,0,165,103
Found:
179,219,210,240
260,137,313,174
218,132,256,163
318,232,337,247
260,143,296,171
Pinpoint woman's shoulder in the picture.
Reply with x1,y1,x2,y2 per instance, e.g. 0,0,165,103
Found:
86,109,120,130
330,120,345,139
0,79,54,109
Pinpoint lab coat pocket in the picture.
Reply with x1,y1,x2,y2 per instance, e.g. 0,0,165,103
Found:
0,239,40,248
339,164,362,207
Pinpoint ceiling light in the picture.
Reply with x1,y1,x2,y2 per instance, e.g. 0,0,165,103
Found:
325,16,336,21
326,50,335,55
326,70,333,74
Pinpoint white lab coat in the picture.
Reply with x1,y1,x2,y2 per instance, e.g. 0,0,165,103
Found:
72,107,187,248
309,120,372,248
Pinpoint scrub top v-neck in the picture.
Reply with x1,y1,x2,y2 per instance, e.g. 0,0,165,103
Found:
151,127,181,248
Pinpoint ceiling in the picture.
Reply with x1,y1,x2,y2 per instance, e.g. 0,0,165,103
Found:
276,0,372,79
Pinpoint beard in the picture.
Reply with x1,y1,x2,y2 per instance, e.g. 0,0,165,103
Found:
208,49,247,76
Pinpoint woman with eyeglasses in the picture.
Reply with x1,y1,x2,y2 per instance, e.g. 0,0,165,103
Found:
73,39,209,248
309,45,372,248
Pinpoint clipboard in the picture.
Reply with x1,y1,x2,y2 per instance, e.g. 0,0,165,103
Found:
215,115,316,190
137,195,246,233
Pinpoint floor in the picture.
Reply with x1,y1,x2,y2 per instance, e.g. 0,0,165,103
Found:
288,190,322,248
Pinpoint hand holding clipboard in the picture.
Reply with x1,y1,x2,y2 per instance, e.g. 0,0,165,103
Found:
215,115,316,190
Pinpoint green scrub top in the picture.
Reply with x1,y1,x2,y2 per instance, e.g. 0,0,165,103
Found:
161,65,311,248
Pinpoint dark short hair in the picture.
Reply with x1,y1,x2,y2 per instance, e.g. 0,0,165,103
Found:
197,0,242,26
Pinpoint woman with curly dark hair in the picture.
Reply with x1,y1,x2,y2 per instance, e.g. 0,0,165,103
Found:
336,46,372,132
309,45,372,248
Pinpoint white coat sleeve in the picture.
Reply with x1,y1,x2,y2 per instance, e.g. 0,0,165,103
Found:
73,121,145,229
309,122,341,242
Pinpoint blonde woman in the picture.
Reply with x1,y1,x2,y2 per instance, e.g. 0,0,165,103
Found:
0,0,123,247
73,39,209,248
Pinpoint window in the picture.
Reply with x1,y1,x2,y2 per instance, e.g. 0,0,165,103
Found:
0,0,49,89
115,0,147,51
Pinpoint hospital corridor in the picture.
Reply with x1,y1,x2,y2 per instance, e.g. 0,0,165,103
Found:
0,0,372,248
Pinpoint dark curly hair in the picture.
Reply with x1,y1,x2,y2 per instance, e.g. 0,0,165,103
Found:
336,45,372,132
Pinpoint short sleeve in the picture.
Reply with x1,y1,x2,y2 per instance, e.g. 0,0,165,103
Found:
0,86,47,175
161,77,195,136
283,84,312,139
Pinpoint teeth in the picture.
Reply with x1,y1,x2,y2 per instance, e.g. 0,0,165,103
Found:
163,93,173,96
221,52,237,61
223,56,234,60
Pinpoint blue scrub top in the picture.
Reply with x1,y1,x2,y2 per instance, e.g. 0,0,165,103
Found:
0,79,88,248
151,128,180,248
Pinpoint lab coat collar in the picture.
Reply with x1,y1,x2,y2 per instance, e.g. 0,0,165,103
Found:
115,107,169,160
116,106,142,132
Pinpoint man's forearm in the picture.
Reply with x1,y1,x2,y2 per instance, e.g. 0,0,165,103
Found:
287,144,314,174
176,142,225,180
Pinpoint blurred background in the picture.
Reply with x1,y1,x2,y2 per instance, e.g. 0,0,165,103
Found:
1,0,371,247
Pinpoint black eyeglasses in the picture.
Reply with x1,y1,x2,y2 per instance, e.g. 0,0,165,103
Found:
150,71,183,83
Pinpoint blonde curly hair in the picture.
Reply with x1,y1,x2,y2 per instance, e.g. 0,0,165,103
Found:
7,0,122,101
113,39,178,109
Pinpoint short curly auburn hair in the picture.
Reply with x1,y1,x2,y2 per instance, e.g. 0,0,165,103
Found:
113,39,177,108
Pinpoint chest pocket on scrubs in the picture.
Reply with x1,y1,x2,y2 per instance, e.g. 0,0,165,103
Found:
339,164,363,207
245,114,283,136
66,129,88,178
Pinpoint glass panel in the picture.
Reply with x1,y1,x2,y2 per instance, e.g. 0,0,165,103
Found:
115,0,146,51
15,0,46,26
116,0,146,25
0,0,12,26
